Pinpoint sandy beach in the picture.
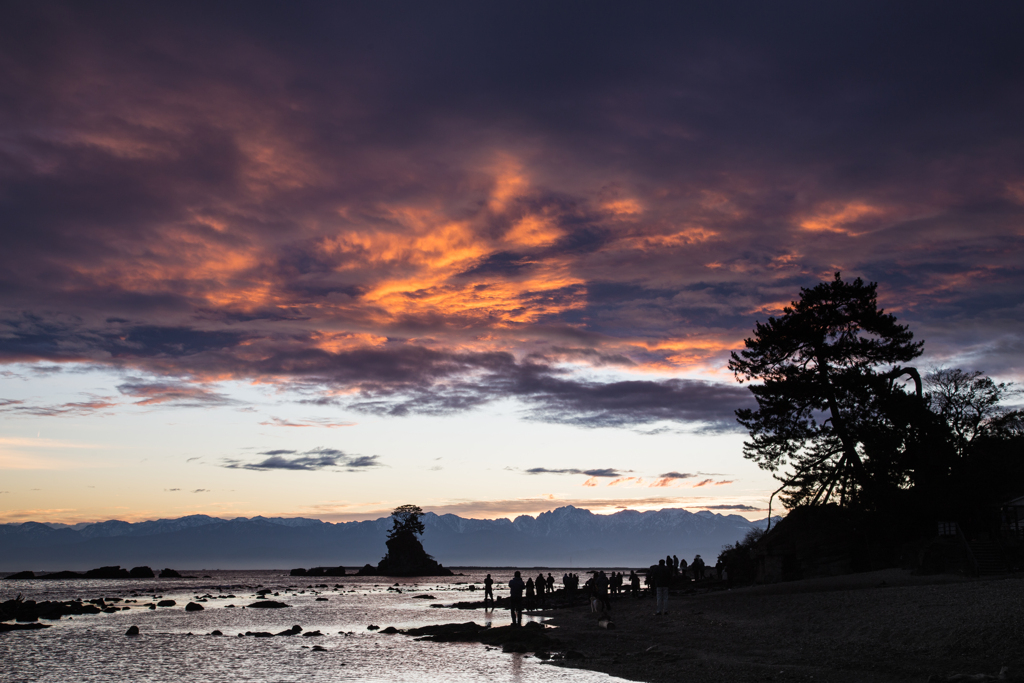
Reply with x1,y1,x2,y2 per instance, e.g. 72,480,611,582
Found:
538,570,1024,683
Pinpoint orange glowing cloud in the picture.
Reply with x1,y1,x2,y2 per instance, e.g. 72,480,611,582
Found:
799,201,886,235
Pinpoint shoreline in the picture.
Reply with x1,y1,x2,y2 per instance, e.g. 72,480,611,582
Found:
531,568,1024,683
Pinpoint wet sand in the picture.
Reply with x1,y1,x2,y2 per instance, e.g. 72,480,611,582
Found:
539,569,1024,683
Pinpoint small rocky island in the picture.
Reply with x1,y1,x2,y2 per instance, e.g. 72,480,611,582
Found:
358,504,452,576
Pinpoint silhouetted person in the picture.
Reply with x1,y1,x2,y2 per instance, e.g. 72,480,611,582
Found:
594,570,610,612
536,572,546,605
672,554,679,574
546,573,554,594
508,571,525,626
629,570,640,597
693,554,705,580
652,559,671,615
525,577,535,610
483,573,494,606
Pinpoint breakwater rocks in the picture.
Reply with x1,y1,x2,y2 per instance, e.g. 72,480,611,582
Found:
3,566,188,580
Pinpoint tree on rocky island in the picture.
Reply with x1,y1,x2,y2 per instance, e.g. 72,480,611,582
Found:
729,273,928,514
357,504,452,577
387,504,425,540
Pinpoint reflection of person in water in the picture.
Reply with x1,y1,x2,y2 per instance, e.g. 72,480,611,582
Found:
483,573,494,606
508,571,525,626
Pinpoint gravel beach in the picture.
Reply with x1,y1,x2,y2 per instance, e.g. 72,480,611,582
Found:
541,569,1024,683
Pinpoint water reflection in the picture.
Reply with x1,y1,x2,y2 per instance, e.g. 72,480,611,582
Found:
1,569,623,683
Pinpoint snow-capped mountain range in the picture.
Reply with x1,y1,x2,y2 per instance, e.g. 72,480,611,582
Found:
0,506,775,571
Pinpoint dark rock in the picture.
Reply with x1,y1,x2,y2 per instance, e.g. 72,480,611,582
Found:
276,625,302,636
289,568,307,576
34,571,85,580
3,571,35,580
210,630,223,636
315,597,328,601
311,645,327,651
251,632,275,638
185,602,204,611
129,566,155,578
0,622,50,632
367,624,380,630
302,566,346,577
125,625,140,636
159,568,182,578
85,566,130,579
246,601,289,608
356,564,378,576
365,532,453,577
302,630,323,637
412,595,437,599
380,626,400,634
403,621,559,654
157,600,176,607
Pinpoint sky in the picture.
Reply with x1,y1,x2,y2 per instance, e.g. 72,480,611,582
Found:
1,2,1022,526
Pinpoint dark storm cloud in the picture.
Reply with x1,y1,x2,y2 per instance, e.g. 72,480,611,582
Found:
223,447,381,472
1,0,1023,430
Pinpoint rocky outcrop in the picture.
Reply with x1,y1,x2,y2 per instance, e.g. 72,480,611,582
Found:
185,602,204,611
358,533,452,577
0,622,50,632
290,566,346,577
3,571,35,580
403,621,558,654
3,565,156,580
246,600,289,608
159,568,182,578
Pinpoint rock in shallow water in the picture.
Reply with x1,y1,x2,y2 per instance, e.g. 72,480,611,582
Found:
125,625,140,636
185,602,203,611
246,600,289,609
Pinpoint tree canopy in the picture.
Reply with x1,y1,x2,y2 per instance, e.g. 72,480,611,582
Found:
387,504,425,540
729,273,925,510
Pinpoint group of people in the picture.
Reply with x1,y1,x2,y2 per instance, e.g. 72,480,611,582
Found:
658,553,716,580
481,554,722,625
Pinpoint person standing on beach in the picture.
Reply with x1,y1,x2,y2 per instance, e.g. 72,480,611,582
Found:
652,559,671,615
536,572,546,606
508,571,525,626
547,573,555,595
483,573,494,606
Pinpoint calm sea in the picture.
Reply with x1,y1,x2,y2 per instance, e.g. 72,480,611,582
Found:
0,569,628,683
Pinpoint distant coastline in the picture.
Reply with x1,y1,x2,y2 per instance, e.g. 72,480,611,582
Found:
0,506,775,572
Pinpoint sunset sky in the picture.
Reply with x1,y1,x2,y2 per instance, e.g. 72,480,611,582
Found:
1,2,1022,525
